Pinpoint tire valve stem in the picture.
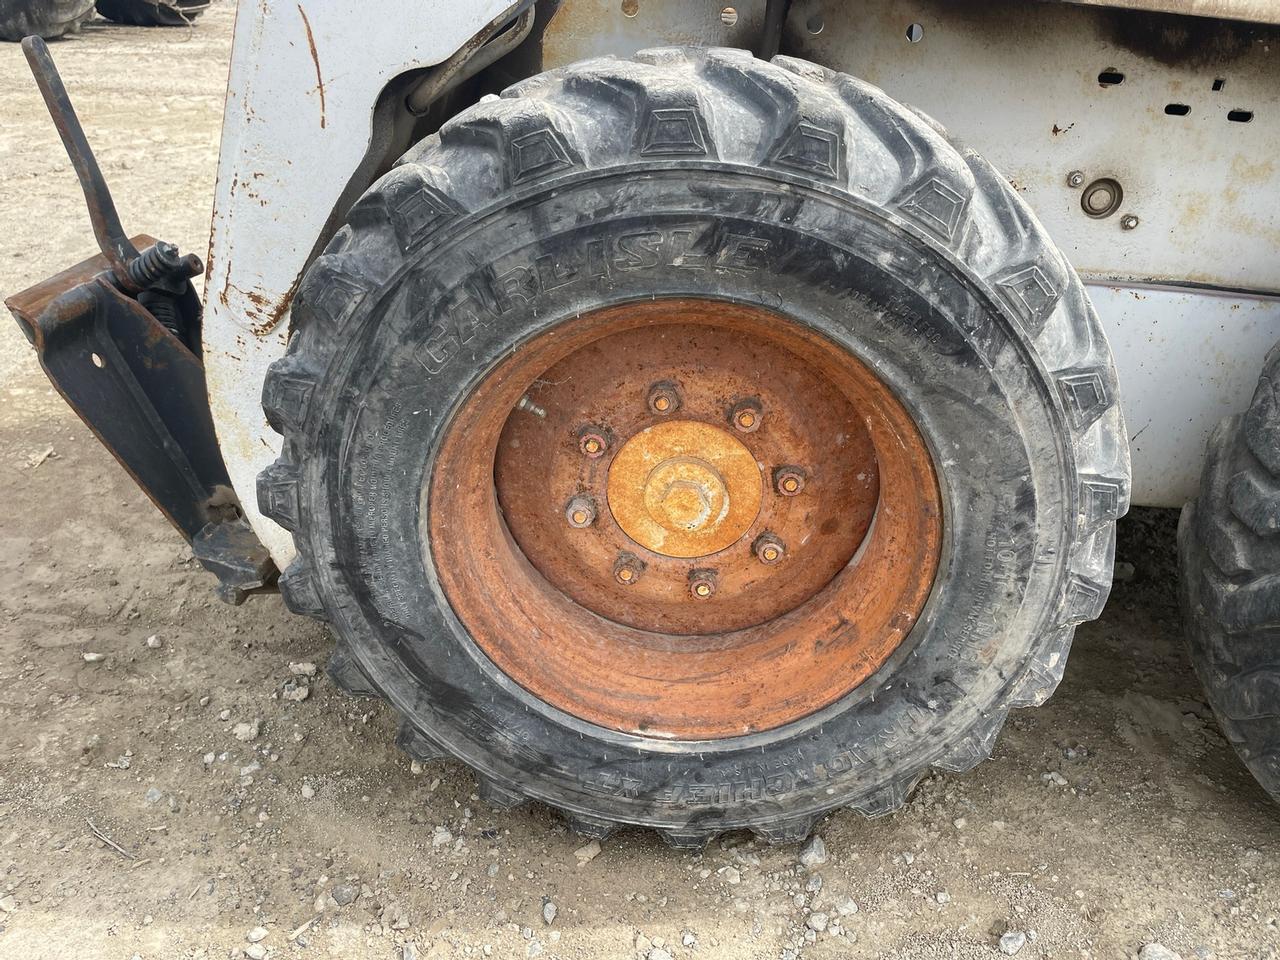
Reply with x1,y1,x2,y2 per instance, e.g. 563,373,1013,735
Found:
774,466,807,496
614,552,645,585
688,569,718,599
565,495,597,529
516,395,547,418
730,398,763,433
753,533,786,565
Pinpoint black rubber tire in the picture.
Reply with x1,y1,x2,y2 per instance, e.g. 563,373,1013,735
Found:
259,48,1130,846
0,0,95,40
94,0,205,26
1179,342,1280,802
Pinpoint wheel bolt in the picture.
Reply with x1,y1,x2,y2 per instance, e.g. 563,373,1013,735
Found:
577,427,609,458
688,569,717,599
614,552,645,585
753,533,786,565
730,398,763,433
774,466,807,496
647,381,681,415
565,495,596,528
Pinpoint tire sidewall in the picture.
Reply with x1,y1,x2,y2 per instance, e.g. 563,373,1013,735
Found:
301,165,1074,828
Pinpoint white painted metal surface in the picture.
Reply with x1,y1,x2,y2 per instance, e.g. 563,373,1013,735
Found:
787,0,1280,295
202,0,512,565
203,0,1280,567
1090,283,1278,505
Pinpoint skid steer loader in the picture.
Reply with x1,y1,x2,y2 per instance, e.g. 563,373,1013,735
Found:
7,0,1280,846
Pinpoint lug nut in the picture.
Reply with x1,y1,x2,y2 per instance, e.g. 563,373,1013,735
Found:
647,381,681,415
577,426,609,459
753,533,786,565
565,495,596,528
1120,213,1140,230
774,466,807,496
1066,170,1085,188
688,569,718,599
730,399,763,433
614,552,645,585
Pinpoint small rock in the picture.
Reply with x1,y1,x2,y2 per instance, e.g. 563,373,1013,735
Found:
999,931,1027,956
0,896,16,913
247,926,268,943
244,946,267,960
282,680,310,702
681,930,698,948
836,898,858,916
953,817,967,829
648,949,674,960
721,866,741,885
403,945,420,960
82,652,106,663
542,900,557,925
1138,946,1183,960
1113,560,1136,582
301,783,315,800
807,913,828,933
144,786,164,805
799,835,828,870
935,891,951,905
289,661,318,677
432,826,452,847
145,634,163,649
806,874,823,894
331,884,357,906
1042,771,1068,787
574,840,602,864
232,719,261,742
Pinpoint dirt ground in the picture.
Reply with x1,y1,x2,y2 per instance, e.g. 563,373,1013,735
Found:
1,5,1279,960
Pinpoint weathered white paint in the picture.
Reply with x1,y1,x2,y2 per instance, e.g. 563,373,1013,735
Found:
788,0,1280,295
1089,283,1279,506
203,0,512,565
204,0,1280,568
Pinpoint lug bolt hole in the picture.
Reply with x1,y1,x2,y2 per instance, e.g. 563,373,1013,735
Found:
614,552,645,585
565,495,597,528
730,398,763,433
753,533,786,565
688,570,718,599
774,466,807,496
647,381,681,416
577,426,610,458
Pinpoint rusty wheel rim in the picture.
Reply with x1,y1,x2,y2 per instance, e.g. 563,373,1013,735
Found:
428,299,943,740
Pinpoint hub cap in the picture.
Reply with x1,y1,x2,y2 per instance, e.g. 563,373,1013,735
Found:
607,421,762,559
428,299,942,739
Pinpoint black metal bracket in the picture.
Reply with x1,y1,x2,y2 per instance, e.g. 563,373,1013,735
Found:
5,38,275,605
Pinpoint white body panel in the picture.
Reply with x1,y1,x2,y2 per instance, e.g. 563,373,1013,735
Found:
1091,283,1278,504
203,0,511,565
202,0,1280,567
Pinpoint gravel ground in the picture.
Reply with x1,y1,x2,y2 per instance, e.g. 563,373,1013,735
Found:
1,6,1278,960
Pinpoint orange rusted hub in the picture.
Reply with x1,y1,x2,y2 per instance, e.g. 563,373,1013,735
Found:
607,420,762,559
429,299,942,739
